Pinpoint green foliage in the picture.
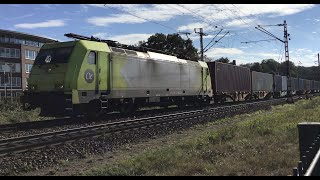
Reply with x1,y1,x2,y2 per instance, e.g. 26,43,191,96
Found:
240,58,320,80
0,101,50,124
214,57,230,63
139,33,199,61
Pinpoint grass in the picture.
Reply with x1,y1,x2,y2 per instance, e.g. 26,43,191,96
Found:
0,101,50,124
86,97,320,176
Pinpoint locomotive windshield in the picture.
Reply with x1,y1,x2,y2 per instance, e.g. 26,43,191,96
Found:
34,46,74,65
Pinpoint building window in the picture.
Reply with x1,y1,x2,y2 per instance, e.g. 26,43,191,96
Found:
0,63,20,73
0,48,4,57
25,50,37,60
7,77,21,87
0,47,20,58
16,49,20,58
5,48,10,57
26,64,33,73
10,49,15,58
0,35,45,47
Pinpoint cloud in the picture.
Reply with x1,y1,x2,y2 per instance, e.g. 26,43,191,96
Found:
86,4,182,26
8,5,22,7
225,18,257,28
222,4,315,18
206,48,244,57
87,14,146,26
93,33,152,45
177,22,211,32
6,13,34,21
14,19,66,29
42,4,61,9
85,4,315,31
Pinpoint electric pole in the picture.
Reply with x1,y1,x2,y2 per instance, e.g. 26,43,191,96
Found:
283,20,293,103
194,28,207,61
255,20,292,103
314,53,320,81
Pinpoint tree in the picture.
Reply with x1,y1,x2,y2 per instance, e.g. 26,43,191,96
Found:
251,62,263,72
139,33,199,61
261,59,279,74
215,57,230,63
279,61,297,77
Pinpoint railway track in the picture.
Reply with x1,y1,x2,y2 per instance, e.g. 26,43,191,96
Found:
0,93,306,134
0,99,269,134
0,98,285,157
0,107,184,134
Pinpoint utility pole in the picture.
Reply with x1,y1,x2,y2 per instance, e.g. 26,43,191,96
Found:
314,53,320,81
194,28,207,61
283,20,293,103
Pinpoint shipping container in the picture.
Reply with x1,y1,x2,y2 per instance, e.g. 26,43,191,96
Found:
305,80,311,91
282,76,288,91
311,80,315,90
251,71,274,92
274,75,282,92
315,81,320,90
291,77,299,91
299,79,305,91
207,62,251,93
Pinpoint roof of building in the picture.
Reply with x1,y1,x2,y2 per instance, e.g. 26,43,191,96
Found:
0,29,58,43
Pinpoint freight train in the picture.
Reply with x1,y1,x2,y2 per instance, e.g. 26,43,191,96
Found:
20,33,320,116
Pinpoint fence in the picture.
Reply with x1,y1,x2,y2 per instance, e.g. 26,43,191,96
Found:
293,122,320,176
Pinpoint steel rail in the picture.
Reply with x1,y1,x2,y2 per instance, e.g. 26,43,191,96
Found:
0,99,282,157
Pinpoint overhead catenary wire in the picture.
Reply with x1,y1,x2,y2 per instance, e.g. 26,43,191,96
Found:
175,4,220,30
103,4,178,32
204,31,230,53
241,39,277,44
222,4,280,52
203,29,223,50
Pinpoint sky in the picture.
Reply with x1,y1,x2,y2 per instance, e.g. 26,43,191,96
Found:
0,4,320,67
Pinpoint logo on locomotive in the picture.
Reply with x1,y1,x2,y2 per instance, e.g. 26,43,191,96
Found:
84,69,94,83
45,55,52,63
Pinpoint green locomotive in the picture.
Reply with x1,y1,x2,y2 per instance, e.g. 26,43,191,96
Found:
21,34,212,116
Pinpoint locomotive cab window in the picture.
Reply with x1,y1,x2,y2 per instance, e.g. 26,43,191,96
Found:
88,51,96,64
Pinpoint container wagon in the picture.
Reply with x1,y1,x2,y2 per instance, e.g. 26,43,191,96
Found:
291,77,299,95
251,71,274,99
207,61,251,103
274,75,287,98
305,80,312,94
298,78,306,95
